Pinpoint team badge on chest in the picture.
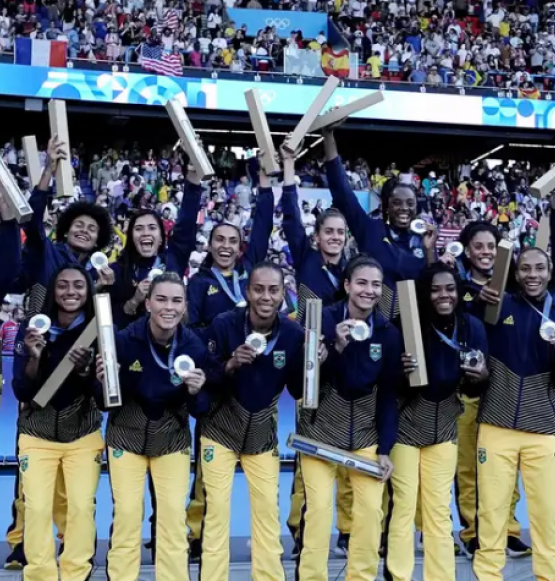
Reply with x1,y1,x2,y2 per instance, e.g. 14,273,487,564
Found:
273,351,286,369
369,344,382,362
370,343,382,361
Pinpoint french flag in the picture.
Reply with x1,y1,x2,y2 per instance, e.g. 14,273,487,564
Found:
14,38,67,68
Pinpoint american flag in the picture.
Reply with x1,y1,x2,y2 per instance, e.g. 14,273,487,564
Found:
163,8,179,31
140,44,182,77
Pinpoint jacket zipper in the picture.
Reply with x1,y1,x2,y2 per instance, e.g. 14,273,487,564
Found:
242,415,252,452
513,378,523,430
349,400,354,450
142,420,150,456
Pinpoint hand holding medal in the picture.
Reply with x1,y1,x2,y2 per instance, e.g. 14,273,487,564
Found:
334,319,371,353
172,354,205,394
226,343,257,373
461,350,488,382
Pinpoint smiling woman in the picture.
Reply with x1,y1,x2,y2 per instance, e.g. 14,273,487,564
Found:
146,272,188,340
296,254,402,581
11,264,102,581
97,269,215,581
197,259,308,581
322,127,434,322
384,263,489,581
110,166,203,329
471,246,555,580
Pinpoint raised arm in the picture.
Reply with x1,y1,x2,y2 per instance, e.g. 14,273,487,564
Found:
23,136,67,248
0,194,22,301
243,158,275,268
549,197,555,267
186,273,206,329
323,131,396,261
279,141,311,269
166,169,203,276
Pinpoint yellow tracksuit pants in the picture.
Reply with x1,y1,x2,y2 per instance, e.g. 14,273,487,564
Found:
107,446,191,581
386,442,457,581
457,396,521,543
18,431,103,581
473,424,555,581
186,423,205,541
287,455,305,538
200,436,284,581
288,401,353,539
7,418,67,551
298,446,383,581
287,458,353,539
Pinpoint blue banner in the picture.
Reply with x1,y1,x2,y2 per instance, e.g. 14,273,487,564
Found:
227,8,327,39
0,64,554,130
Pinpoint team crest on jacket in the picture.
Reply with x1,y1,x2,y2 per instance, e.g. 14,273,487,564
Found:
112,449,123,459
463,292,473,302
369,344,382,362
478,448,487,464
203,446,214,463
273,351,286,369
413,248,424,259
208,285,219,296
15,341,24,355
19,455,28,473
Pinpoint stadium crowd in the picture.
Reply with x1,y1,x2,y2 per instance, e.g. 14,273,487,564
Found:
0,0,554,92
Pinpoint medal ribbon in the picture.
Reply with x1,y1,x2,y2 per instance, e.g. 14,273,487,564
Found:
523,292,553,329
322,265,339,290
135,255,164,281
432,320,465,352
211,267,245,305
388,225,424,255
148,331,178,379
49,313,86,343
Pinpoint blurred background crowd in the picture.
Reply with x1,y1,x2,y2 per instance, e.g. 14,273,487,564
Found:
1,0,555,93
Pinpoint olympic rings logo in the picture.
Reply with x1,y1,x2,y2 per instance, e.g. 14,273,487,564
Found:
259,91,276,106
265,18,290,30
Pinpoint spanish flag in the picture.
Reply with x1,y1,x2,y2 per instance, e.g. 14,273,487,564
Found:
321,47,350,78
519,86,541,100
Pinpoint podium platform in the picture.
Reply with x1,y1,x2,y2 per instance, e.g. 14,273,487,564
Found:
0,535,535,581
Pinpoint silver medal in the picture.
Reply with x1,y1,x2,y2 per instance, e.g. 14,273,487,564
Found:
29,314,51,334
149,268,165,282
173,355,196,378
410,219,427,236
350,320,370,342
540,321,555,342
446,241,464,258
463,349,484,368
246,333,267,355
90,251,109,270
